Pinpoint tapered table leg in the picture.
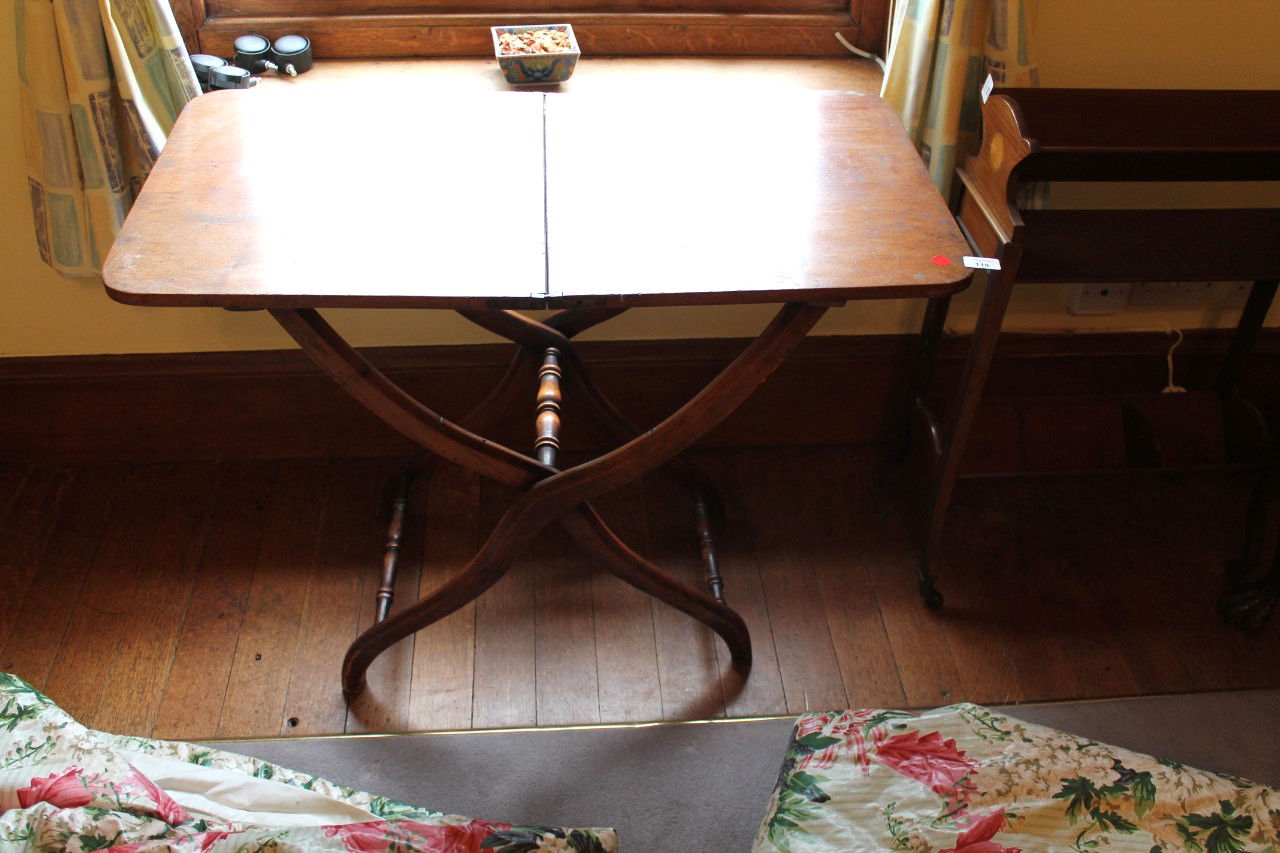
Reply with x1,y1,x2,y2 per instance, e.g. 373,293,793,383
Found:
920,247,1022,607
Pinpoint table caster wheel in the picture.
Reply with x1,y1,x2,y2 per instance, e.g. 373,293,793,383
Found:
920,583,944,610
1220,579,1277,636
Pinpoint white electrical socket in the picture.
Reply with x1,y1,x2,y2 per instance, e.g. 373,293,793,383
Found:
1066,283,1130,315
1128,281,1216,306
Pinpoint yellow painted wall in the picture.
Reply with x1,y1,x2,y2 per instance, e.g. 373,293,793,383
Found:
2,0,1278,357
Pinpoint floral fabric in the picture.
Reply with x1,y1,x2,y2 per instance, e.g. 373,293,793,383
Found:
754,704,1279,853
0,673,617,852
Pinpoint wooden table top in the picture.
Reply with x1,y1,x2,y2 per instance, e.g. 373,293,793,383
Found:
103,87,971,310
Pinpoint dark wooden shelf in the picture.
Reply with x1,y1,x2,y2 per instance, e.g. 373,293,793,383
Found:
909,86,1280,617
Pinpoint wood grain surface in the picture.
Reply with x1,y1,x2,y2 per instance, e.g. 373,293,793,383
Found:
196,14,864,59
545,90,971,306
104,87,970,309
3,448,1277,741
104,89,546,309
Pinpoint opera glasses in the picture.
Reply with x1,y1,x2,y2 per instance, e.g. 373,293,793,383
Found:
191,34,314,92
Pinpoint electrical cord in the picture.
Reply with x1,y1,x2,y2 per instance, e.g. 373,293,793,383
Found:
1163,328,1187,394
834,32,888,75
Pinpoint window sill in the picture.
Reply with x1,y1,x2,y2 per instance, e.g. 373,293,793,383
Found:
243,55,884,95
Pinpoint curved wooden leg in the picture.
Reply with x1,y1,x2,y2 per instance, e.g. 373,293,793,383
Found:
921,251,1021,608
556,345,728,530
1229,446,1278,580
561,506,751,670
1220,551,1280,635
459,306,726,523
344,514,526,694
519,302,830,525
1216,280,1277,401
288,303,825,694
269,307,546,491
373,345,537,623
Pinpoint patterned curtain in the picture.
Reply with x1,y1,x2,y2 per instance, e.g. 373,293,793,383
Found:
880,0,1039,197
16,0,200,277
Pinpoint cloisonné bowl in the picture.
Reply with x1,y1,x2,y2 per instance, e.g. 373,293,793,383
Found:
492,24,580,86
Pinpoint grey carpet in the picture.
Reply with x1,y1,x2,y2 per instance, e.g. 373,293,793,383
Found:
208,690,1280,853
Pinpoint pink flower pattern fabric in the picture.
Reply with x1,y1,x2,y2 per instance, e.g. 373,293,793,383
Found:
939,809,1022,853
0,673,616,853
16,768,98,810
872,730,978,795
754,705,1280,852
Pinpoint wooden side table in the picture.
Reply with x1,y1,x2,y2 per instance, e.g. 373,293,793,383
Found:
105,85,973,694
910,88,1280,613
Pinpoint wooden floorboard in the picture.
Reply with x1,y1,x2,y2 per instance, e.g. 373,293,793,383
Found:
346,460,421,734
850,465,964,708
405,464,478,731
703,453,787,718
153,461,275,739
803,448,906,711
937,480,1039,707
642,473,728,721
0,447,1276,742
92,462,223,736
739,447,851,714
216,459,329,737
590,487,664,724
0,467,74,661
471,481,538,730
283,459,387,736
994,479,1138,698
0,465,121,691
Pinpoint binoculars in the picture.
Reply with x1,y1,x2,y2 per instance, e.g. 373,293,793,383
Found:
191,34,314,91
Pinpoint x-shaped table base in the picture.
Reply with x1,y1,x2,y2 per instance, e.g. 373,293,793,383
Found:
269,302,830,695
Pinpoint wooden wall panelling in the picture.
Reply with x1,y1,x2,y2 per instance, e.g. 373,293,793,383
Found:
849,0,889,55
170,0,206,55
197,13,858,59
2,332,1276,466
